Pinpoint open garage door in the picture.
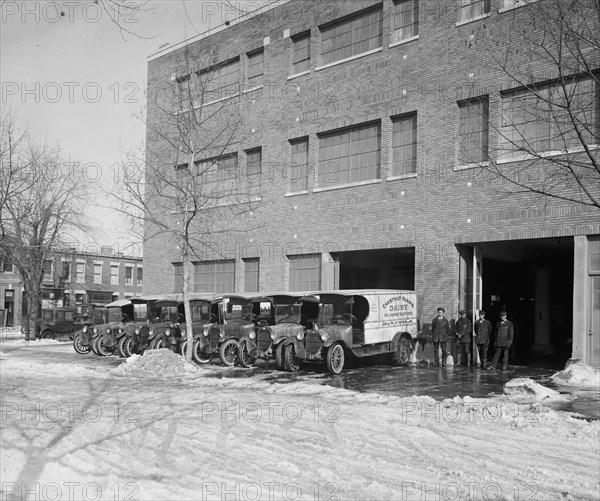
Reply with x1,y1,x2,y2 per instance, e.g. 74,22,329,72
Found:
333,248,415,290
459,238,574,368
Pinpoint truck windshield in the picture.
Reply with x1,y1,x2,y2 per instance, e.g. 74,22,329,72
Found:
191,302,212,322
223,299,252,322
319,302,353,325
133,304,147,322
108,308,122,323
275,303,301,323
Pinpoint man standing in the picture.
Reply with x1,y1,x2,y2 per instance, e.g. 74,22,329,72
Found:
456,309,472,366
489,310,514,370
431,307,450,367
474,309,492,368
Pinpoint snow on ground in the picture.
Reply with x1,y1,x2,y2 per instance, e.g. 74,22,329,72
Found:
1,348,599,501
503,378,564,400
552,360,600,387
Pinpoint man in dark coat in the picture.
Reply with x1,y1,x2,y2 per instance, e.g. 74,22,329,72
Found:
455,309,472,366
474,309,492,368
431,307,450,367
489,310,514,370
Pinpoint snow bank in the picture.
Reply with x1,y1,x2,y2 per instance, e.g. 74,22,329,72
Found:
0,357,106,378
114,348,198,377
503,377,562,400
551,360,600,387
0,338,64,346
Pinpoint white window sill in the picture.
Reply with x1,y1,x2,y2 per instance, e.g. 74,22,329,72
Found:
284,190,309,197
496,145,600,164
498,0,539,13
454,161,489,171
389,35,419,49
386,173,417,181
174,85,264,114
315,47,383,72
287,70,310,80
455,13,490,27
313,178,381,193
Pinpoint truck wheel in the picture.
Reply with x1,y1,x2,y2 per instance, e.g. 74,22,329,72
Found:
150,337,164,350
93,335,113,357
393,337,412,365
237,340,255,368
326,343,345,375
117,336,133,358
40,330,55,340
90,336,102,355
275,343,285,370
218,339,239,366
283,344,300,372
73,332,91,354
192,338,212,364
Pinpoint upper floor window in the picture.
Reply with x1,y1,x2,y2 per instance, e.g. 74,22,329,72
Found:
111,265,119,285
458,96,489,165
290,138,309,192
198,58,240,103
93,263,102,284
247,49,264,88
501,0,538,9
195,153,239,198
318,122,381,187
459,0,490,22
392,113,417,176
320,6,383,65
194,260,235,293
393,0,419,43
500,77,599,160
292,32,311,74
76,262,86,282
245,148,262,182
1,258,13,273
125,266,133,285
43,259,53,281
137,267,143,286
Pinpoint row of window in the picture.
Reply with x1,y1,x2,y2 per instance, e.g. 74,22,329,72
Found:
179,0,539,103
180,75,597,194
41,260,143,286
172,255,321,294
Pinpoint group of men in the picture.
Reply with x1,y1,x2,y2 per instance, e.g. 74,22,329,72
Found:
430,307,514,369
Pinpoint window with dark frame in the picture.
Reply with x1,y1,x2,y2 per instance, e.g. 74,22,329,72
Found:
393,0,419,43
247,49,264,87
320,6,383,66
76,262,85,282
243,258,260,293
245,148,262,184
198,58,240,103
288,254,321,292
292,32,311,74
0,258,13,273
93,263,102,284
392,113,417,176
60,261,70,280
195,154,239,197
318,122,381,187
137,267,143,286
110,265,119,285
458,96,489,165
125,266,133,285
173,263,184,293
459,0,490,22
194,260,235,293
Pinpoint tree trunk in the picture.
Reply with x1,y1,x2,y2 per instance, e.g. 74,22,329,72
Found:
182,246,194,362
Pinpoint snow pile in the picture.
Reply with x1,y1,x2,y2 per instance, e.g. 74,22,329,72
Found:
551,360,600,387
0,338,63,346
0,357,106,378
503,377,561,400
114,348,198,377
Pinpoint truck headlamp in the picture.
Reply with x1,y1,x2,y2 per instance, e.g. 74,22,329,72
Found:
249,331,256,340
320,332,329,342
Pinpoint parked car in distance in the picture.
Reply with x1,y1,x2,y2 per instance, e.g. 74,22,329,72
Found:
38,306,108,341
276,290,419,374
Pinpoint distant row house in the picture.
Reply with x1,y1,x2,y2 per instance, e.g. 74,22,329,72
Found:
0,246,143,327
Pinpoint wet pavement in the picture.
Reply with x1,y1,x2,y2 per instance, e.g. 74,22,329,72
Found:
2,340,599,420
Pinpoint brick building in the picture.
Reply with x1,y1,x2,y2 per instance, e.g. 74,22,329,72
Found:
0,246,143,327
144,0,600,366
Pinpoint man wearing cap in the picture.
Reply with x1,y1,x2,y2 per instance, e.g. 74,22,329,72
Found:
456,309,472,366
474,310,492,368
431,307,450,367
489,310,514,370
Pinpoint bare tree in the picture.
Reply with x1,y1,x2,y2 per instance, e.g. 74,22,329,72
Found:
113,45,263,361
0,112,93,339
464,0,599,209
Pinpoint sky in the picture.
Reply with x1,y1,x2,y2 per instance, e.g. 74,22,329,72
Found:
1,0,272,256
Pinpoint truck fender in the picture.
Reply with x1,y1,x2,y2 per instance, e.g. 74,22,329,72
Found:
391,332,414,351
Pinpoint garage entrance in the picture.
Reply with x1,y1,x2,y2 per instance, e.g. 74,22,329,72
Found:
459,237,574,368
332,248,415,290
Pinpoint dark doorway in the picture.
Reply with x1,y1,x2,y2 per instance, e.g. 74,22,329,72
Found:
480,238,573,368
333,248,415,290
